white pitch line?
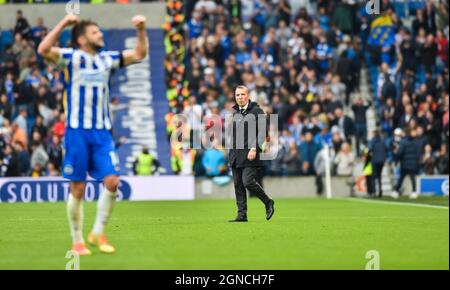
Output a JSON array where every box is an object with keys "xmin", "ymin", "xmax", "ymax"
[{"xmin": 337, "ymin": 198, "xmax": 449, "ymax": 210}]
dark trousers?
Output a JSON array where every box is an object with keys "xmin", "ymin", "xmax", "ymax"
[
  {"xmin": 315, "ymin": 174, "xmax": 324, "ymax": 196},
  {"xmin": 366, "ymin": 175, "xmax": 375, "ymax": 196},
  {"xmin": 395, "ymin": 169, "xmax": 417, "ymax": 194},
  {"xmin": 355, "ymin": 124, "xmax": 367, "ymax": 157},
  {"xmin": 249, "ymin": 167, "xmax": 264, "ymax": 197},
  {"xmin": 372, "ymin": 162, "xmax": 384, "ymax": 196},
  {"xmin": 232, "ymin": 166, "xmax": 271, "ymax": 217}
]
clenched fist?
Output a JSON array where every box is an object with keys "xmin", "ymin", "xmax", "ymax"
[
  {"xmin": 63, "ymin": 14, "xmax": 79, "ymax": 27},
  {"xmin": 132, "ymin": 15, "xmax": 147, "ymax": 30}
]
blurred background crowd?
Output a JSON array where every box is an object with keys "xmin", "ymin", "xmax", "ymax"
[
  {"xmin": 0, "ymin": 0, "xmax": 449, "ymax": 196},
  {"xmin": 164, "ymin": 0, "xmax": 448, "ymax": 196}
]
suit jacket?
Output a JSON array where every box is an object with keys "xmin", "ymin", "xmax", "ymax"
[
  {"xmin": 395, "ymin": 136, "xmax": 421, "ymax": 172},
  {"xmin": 228, "ymin": 102, "xmax": 268, "ymax": 168}
]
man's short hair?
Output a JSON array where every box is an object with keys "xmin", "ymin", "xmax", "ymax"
[
  {"xmin": 234, "ymin": 85, "xmax": 249, "ymax": 95},
  {"xmin": 71, "ymin": 20, "xmax": 99, "ymax": 48}
]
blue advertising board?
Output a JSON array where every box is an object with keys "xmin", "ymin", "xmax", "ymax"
[
  {"xmin": 0, "ymin": 177, "xmax": 194, "ymax": 203},
  {"xmin": 104, "ymin": 29, "xmax": 172, "ymax": 175},
  {"xmin": 418, "ymin": 176, "xmax": 449, "ymax": 196}
]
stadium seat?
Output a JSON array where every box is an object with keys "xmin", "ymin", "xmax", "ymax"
[
  {"xmin": 0, "ymin": 30, "xmax": 14, "ymax": 52},
  {"xmin": 408, "ymin": 0, "xmax": 426, "ymax": 15},
  {"xmin": 393, "ymin": 0, "xmax": 407, "ymax": 18}
]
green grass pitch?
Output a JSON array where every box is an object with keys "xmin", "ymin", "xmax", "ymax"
[{"xmin": 0, "ymin": 198, "xmax": 448, "ymax": 270}]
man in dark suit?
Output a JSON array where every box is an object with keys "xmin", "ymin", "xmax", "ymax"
[
  {"xmin": 333, "ymin": 107, "xmax": 354, "ymax": 143},
  {"xmin": 393, "ymin": 128, "xmax": 421, "ymax": 198},
  {"xmin": 227, "ymin": 85, "xmax": 275, "ymax": 222}
]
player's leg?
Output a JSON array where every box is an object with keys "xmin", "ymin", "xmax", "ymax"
[
  {"xmin": 242, "ymin": 167, "xmax": 271, "ymax": 206},
  {"xmin": 92, "ymin": 174, "xmax": 119, "ymax": 235},
  {"xmin": 68, "ymin": 182, "xmax": 91, "ymax": 256},
  {"xmin": 374, "ymin": 163, "xmax": 384, "ymax": 197},
  {"xmin": 231, "ymin": 167, "xmax": 248, "ymax": 221},
  {"xmin": 87, "ymin": 130, "xmax": 120, "ymax": 253},
  {"xmin": 393, "ymin": 169, "xmax": 406, "ymax": 198},
  {"xmin": 63, "ymin": 128, "xmax": 90, "ymax": 256},
  {"xmin": 409, "ymin": 171, "xmax": 418, "ymax": 198},
  {"xmin": 242, "ymin": 167, "xmax": 275, "ymax": 220},
  {"xmin": 87, "ymin": 174, "xmax": 118, "ymax": 254}
]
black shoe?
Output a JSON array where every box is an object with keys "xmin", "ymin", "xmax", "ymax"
[
  {"xmin": 265, "ymin": 199, "xmax": 275, "ymax": 221},
  {"xmin": 229, "ymin": 216, "xmax": 248, "ymax": 222}
]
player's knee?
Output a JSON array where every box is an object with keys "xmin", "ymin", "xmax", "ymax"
[
  {"xmin": 104, "ymin": 175, "xmax": 120, "ymax": 192},
  {"xmin": 71, "ymin": 182, "xmax": 86, "ymax": 199}
]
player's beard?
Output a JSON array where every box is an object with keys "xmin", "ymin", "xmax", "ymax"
[
  {"xmin": 88, "ymin": 40, "xmax": 104, "ymax": 51},
  {"xmin": 91, "ymin": 43, "xmax": 104, "ymax": 51}
]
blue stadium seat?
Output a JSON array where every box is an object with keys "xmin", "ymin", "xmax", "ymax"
[
  {"xmin": 408, "ymin": 0, "xmax": 426, "ymax": 15},
  {"xmin": 0, "ymin": 30, "xmax": 14, "ymax": 52},
  {"xmin": 393, "ymin": 1, "xmax": 407, "ymax": 18}
]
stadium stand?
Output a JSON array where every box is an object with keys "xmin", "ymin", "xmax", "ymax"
[
  {"xmin": 0, "ymin": 1, "xmax": 449, "ymax": 197},
  {"xmin": 165, "ymin": 0, "xmax": 448, "ymax": 185}
]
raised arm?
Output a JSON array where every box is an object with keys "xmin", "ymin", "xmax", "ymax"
[
  {"xmin": 122, "ymin": 15, "xmax": 149, "ymax": 66},
  {"xmin": 37, "ymin": 14, "xmax": 78, "ymax": 63}
]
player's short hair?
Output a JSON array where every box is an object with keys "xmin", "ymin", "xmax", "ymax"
[
  {"xmin": 234, "ymin": 85, "xmax": 249, "ymax": 95},
  {"xmin": 71, "ymin": 20, "xmax": 99, "ymax": 48}
]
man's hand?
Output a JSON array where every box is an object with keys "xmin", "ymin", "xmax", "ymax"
[
  {"xmin": 132, "ymin": 15, "xmax": 147, "ymax": 30},
  {"xmin": 62, "ymin": 14, "xmax": 79, "ymax": 28},
  {"xmin": 122, "ymin": 15, "xmax": 148, "ymax": 66},
  {"xmin": 247, "ymin": 149, "xmax": 257, "ymax": 161}
]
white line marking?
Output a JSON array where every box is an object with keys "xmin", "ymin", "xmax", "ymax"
[{"xmin": 337, "ymin": 198, "xmax": 449, "ymax": 210}]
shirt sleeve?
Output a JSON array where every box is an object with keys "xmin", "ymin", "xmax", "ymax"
[
  {"xmin": 102, "ymin": 50, "xmax": 124, "ymax": 69},
  {"xmin": 58, "ymin": 48, "xmax": 74, "ymax": 67}
]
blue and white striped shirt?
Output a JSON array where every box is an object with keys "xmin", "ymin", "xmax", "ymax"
[{"xmin": 59, "ymin": 48, "xmax": 123, "ymax": 130}]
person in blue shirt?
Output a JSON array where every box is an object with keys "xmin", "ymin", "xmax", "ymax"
[
  {"xmin": 315, "ymin": 126, "xmax": 333, "ymax": 148},
  {"xmin": 26, "ymin": 67, "xmax": 41, "ymax": 88},
  {"xmin": 216, "ymin": 24, "xmax": 233, "ymax": 61},
  {"xmin": 32, "ymin": 17, "xmax": 47, "ymax": 45},
  {"xmin": 299, "ymin": 131, "xmax": 323, "ymax": 176},
  {"xmin": 252, "ymin": 0, "xmax": 267, "ymax": 28},
  {"xmin": 187, "ymin": 12, "xmax": 203, "ymax": 40},
  {"xmin": 202, "ymin": 141, "xmax": 227, "ymax": 177},
  {"xmin": 4, "ymin": 72, "xmax": 15, "ymax": 105},
  {"xmin": 316, "ymin": 36, "xmax": 333, "ymax": 77},
  {"xmin": 236, "ymin": 41, "xmax": 251, "ymax": 65},
  {"xmin": 319, "ymin": 6, "xmax": 330, "ymax": 32}
]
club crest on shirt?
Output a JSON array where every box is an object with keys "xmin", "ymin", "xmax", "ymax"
[{"xmin": 64, "ymin": 165, "xmax": 74, "ymax": 176}]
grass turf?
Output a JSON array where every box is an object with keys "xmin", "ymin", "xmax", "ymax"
[{"xmin": 0, "ymin": 198, "xmax": 448, "ymax": 270}]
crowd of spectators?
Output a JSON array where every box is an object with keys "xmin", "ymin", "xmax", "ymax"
[
  {"xmin": 165, "ymin": 0, "xmax": 448, "ymax": 187},
  {"xmin": 0, "ymin": 10, "xmax": 65, "ymax": 177},
  {"xmin": 1, "ymin": 1, "xmax": 449, "ymax": 189},
  {"xmin": 0, "ymin": 3, "xmax": 163, "ymax": 178}
]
